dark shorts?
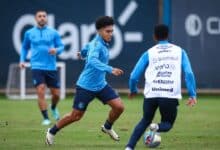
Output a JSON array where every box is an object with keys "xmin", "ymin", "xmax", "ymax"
[
  {"xmin": 31, "ymin": 69, "xmax": 60, "ymax": 88},
  {"xmin": 73, "ymin": 84, "xmax": 119, "ymax": 111}
]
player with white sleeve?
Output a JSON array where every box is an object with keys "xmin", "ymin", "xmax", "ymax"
[{"xmin": 125, "ymin": 24, "xmax": 197, "ymax": 150}]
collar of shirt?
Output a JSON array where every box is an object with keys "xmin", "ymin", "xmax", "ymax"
[
  {"xmin": 95, "ymin": 34, "xmax": 109, "ymax": 47},
  {"xmin": 36, "ymin": 25, "xmax": 48, "ymax": 30},
  {"xmin": 158, "ymin": 40, "xmax": 169, "ymax": 44}
]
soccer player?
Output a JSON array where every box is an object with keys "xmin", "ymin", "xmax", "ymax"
[
  {"xmin": 19, "ymin": 10, "xmax": 64, "ymax": 125},
  {"xmin": 46, "ymin": 16, "xmax": 124, "ymax": 145},
  {"xmin": 125, "ymin": 24, "xmax": 197, "ymax": 150}
]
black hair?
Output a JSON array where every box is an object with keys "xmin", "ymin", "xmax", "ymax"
[
  {"xmin": 35, "ymin": 10, "xmax": 47, "ymax": 15},
  {"xmin": 95, "ymin": 16, "xmax": 114, "ymax": 30},
  {"xmin": 154, "ymin": 24, "xmax": 169, "ymax": 40}
]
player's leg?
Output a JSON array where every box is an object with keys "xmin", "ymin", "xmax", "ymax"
[
  {"xmin": 46, "ymin": 70, "xmax": 60, "ymax": 120},
  {"xmin": 36, "ymin": 83, "xmax": 50, "ymax": 125},
  {"xmin": 50, "ymin": 109, "xmax": 85, "ymax": 135},
  {"xmin": 97, "ymin": 84, "xmax": 124, "ymax": 141},
  {"xmin": 46, "ymin": 109, "xmax": 85, "ymax": 145},
  {"xmin": 126, "ymin": 98, "xmax": 158, "ymax": 150},
  {"xmin": 49, "ymin": 88, "xmax": 60, "ymax": 120},
  {"xmin": 101, "ymin": 98, "xmax": 124, "ymax": 141},
  {"xmin": 46, "ymin": 86, "xmax": 95, "ymax": 145},
  {"xmin": 157, "ymin": 98, "xmax": 179, "ymax": 132},
  {"xmin": 32, "ymin": 69, "xmax": 50, "ymax": 125},
  {"xmin": 52, "ymin": 85, "xmax": 96, "ymax": 129},
  {"xmin": 106, "ymin": 98, "xmax": 124, "ymax": 125}
]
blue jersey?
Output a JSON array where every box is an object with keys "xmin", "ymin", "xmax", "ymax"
[
  {"xmin": 129, "ymin": 41, "xmax": 197, "ymax": 98},
  {"xmin": 76, "ymin": 34, "xmax": 113, "ymax": 91},
  {"xmin": 20, "ymin": 26, "xmax": 64, "ymax": 70}
]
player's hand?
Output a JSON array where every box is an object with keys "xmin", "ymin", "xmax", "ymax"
[
  {"xmin": 128, "ymin": 92, "xmax": 137, "ymax": 99},
  {"xmin": 112, "ymin": 68, "xmax": 124, "ymax": 76},
  {"xmin": 186, "ymin": 97, "xmax": 197, "ymax": 107},
  {"xmin": 19, "ymin": 62, "xmax": 26, "ymax": 69},
  {"xmin": 76, "ymin": 51, "xmax": 85, "ymax": 60},
  {"xmin": 49, "ymin": 48, "xmax": 57, "ymax": 55}
]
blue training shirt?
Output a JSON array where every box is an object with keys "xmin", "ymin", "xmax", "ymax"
[
  {"xmin": 77, "ymin": 34, "xmax": 113, "ymax": 91},
  {"xmin": 129, "ymin": 41, "xmax": 197, "ymax": 98},
  {"xmin": 20, "ymin": 26, "xmax": 64, "ymax": 70}
]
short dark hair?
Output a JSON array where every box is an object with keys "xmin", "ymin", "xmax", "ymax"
[
  {"xmin": 35, "ymin": 10, "xmax": 47, "ymax": 15},
  {"xmin": 95, "ymin": 16, "xmax": 114, "ymax": 30},
  {"xmin": 154, "ymin": 24, "xmax": 169, "ymax": 40}
]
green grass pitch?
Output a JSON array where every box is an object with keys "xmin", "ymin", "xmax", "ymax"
[{"xmin": 0, "ymin": 95, "xmax": 220, "ymax": 150}]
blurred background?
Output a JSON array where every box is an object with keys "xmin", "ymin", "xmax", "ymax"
[{"xmin": 0, "ymin": 0, "xmax": 219, "ymax": 95}]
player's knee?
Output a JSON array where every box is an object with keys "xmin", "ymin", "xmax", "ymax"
[
  {"xmin": 72, "ymin": 116, "xmax": 81, "ymax": 122},
  {"xmin": 70, "ymin": 111, "xmax": 84, "ymax": 122},
  {"xmin": 36, "ymin": 84, "xmax": 46, "ymax": 97},
  {"xmin": 115, "ymin": 104, "xmax": 124, "ymax": 114},
  {"xmin": 37, "ymin": 84, "xmax": 46, "ymax": 91}
]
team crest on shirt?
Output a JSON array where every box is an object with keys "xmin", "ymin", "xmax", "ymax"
[{"xmin": 78, "ymin": 102, "xmax": 85, "ymax": 109}]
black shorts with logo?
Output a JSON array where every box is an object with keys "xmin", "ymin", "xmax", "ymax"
[{"xmin": 73, "ymin": 84, "xmax": 119, "ymax": 111}]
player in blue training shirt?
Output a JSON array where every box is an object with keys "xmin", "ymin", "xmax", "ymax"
[
  {"xmin": 19, "ymin": 10, "xmax": 64, "ymax": 126},
  {"xmin": 46, "ymin": 16, "xmax": 124, "ymax": 145},
  {"xmin": 125, "ymin": 24, "xmax": 197, "ymax": 150}
]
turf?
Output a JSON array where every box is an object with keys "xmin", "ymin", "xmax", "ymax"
[{"xmin": 0, "ymin": 95, "xmax": 220, "ymax": 150}]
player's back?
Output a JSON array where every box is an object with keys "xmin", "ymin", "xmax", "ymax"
[{"xmin": 144, "ymin": 41, "xmax": 182, "ymax": 99}]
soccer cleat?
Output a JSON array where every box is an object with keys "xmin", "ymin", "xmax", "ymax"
[
  {"xmin": 149, "ymin": 123, "xmax": 159, "ymax": 132},
  {"xmin": 51, "ymin": 108, "xmax": 60, "ymax": 121},
  {"xmin": 42, "ymin": 119, "xmax": 51, "ymax": 125},
  {"xmin": 125, "ymin": 147, "xmax": 133, "ymax": 150},
  {"xmin": 45, "ymin": 128, "xmax": 54, "ymax": 145},
  {"xmin": 101, "ymin": 125, "xmax": 120, "ymax": 141}
]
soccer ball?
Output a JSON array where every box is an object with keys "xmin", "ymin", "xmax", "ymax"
[{"xmin": 143, "ymin": 131, "xmax": 161, "ymax": 148}]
